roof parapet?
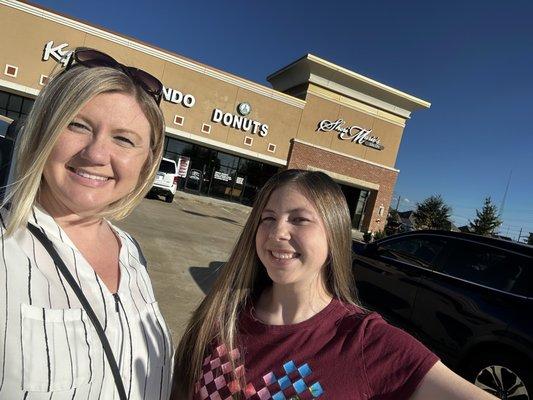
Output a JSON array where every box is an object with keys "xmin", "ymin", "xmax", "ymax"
[{"xmin": 267, "ymin": 54, "xmax": 430, "ymax": 119}]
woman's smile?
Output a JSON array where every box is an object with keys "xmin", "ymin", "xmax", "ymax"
[
  {"xmin": 66, "ymin": 166, "xmax": 113, "ymax": 187},
  {"xmin": 41, "ymin": 92, "xmax": 151, "ymax": 215}
]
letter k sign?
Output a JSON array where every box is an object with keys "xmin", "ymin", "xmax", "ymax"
[{"xmin": 42, "ymin": 41, "xmax": 71, "ymax": 66}]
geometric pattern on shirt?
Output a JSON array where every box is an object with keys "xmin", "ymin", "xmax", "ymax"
[
  {"xmin": 195, "ymin": 344, "xmax": 243, "ymax": 400},
  {"xmin": 195, "ymin": 345, "xmax": 324, "ymax": 400}
]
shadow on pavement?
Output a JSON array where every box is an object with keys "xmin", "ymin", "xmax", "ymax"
[
  {"xmin": 145, "ymin": 193, "xmax": 166, "ymax": 202},
  {"xmin": 180, "ymin": 208, "xmax": 243, "ymax": 226},
  {"xmin": 189, "ymin": 261, "xmax": 225, "ymax": 294}
]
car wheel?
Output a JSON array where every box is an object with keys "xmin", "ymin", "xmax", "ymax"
[
  {"xmin": 466, "ymin": 353, "xmax": 532, "ymax": 399},
  {"xmin": 165, "ymin": 194, "xmax": 174, "ymax": 203}
]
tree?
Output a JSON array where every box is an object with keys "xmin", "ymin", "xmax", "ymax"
[
  {"xmin": 528, "ymin": 233, "xmax": 533, "ymax": 246},
  {"xmin": 384, "ymin": 209, "xmax": 401, "ymax": 235},
  {"xmin": 469, "ymin": 197, "xmax": 502, "ymax": 235},
  {"xmin": 413, "ymin": 195, "xmax": 452, "ymax": 230}
]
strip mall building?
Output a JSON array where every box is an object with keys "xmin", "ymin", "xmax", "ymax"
[{"xmin": 0, "ymin": 0, "xmax": 430, "ymax": 233}]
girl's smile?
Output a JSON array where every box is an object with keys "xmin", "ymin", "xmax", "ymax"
[{"xmin": 256, "ymin": 184, "xmax": 329, "ymax": 288}]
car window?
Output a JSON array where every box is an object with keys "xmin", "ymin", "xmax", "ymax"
[
  {"xmin": 159, "ymin": 159, "xmax": 176, "ymax": 174},
  {"xmin": 377, "ymin": 236, "xmax": 446, "ymax": 269},
  {"xmin": 434, "ymin": 239, "xmax": 529, "ymax": 294},
  {"xmin": 509, "ymin": 254, "xmax": 532, "ymax": 297}
]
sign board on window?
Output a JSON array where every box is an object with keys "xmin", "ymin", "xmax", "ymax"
[
  {"xmin": 214, "ymin": 171, "xmax": 232, "ymax": 182},
  {"xmin": 177, "ymin": 155, "xmax": 190, "ymax": 178}
]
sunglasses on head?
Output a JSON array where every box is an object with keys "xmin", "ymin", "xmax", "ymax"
[{"xmin": 65, "ymin": 47, "xmax": 163, "ymax": 105}]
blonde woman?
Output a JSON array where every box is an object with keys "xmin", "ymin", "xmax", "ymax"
[
  {"xmin": 172, "ymin": 169, "xmax": 496, "ymax": 399},
  {"xmin": 0, "ymin": 48, "xmax": 172, "ymax": 399}
]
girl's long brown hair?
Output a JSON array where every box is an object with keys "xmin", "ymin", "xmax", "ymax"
[{"xmin": 171, "ymin": 169, "xmax": 360, "ymax": 399}]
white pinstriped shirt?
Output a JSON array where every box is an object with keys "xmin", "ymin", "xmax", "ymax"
[{"xmin": 0, "ymin": 206, "xmax": 173, "ymax": 400}]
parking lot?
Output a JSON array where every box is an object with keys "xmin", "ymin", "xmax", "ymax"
[{"xmin": 115, "ymin": 192, "xmax": 250, "ymax": 343}]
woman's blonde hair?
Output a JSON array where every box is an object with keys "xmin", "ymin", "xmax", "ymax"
[
  {"xmin": 2, "ymin": 64, "xmax": 165, "ymax": 235},
  {"xmin": 172, "ymin": 169, "xmax": 359, "ymax": 399}
]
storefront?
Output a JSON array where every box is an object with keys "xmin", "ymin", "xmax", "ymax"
[
  {"xmin": 163, "ymin": 136, "xmax": 279, "ymax": 205},
  {"xmin": 0, "ymin": 0, "xmax": 430, "ymax": 233}
]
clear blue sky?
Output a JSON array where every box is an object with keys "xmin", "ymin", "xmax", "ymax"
[{"xmin": 30, "ymin": 0, "xmax": 533, "ymax": 241}]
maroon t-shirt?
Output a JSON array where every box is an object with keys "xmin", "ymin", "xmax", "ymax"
[{"xmin": 194, "ymin": 299, "xmax": 438, "ymax": 400}]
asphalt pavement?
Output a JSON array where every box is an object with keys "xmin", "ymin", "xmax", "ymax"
[{"xmin": 115, "ymin": 191, "xmax": 250, "ymax": 343}]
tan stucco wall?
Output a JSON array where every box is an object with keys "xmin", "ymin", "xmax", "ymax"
[
  {"xmin": 0, "ymin": 1, "xmax": 404, "ymax": 171},
  {"xmin": 0, "ymin": 3, "xmax": 303, "ymax": 164},
  {"xmin": 296, "ymin": 92, "xmax": 405, "ymax": 168}
]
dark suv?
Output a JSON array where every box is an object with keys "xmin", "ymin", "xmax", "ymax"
[{"xmin": 352, "ymin": 230, "xmax": 533, "ymax": 399}]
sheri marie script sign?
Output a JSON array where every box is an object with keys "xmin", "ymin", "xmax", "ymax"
[{"xmin": 316, "ymin": 119, "xmax": 384, "ymax": 150}]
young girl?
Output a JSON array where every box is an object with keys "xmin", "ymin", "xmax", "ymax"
[{"xmin": 172, "ymin": 169, "xmax": 496, "ymax": 400}]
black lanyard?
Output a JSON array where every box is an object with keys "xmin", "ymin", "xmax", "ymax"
[{"xmin": 27, "ymin": 223, "xmax": 128, "ymax": 400}]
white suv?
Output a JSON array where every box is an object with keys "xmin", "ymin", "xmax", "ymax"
[{"xmin": 150, "ymin": 157, "xmax": 178, "ymax": 203}]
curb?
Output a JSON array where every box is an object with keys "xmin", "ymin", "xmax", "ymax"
[{"xmin": 174, "ymin": 190, "xmax": 251, "ymax": 213}]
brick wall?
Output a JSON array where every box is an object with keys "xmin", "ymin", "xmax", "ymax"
[{"xmin": 286, "ymin": 140, "xmax": 398, "ymax": 233}]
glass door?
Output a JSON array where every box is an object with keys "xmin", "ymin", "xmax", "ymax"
[{"xmin": 352, "ymin": 190, "xmax": 369, "ymax": 230}]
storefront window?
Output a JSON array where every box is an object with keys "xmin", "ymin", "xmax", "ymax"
[
  {"xmin": 340, "ymin": 183, "xmax": 370, "ymax": 231},
  {"xmin": 352, "ymin": 189, "xmax": 369, "ymax": 230},
  {"xmin": 0, "ymin": 90, "xmax": 34, "ymax": 120},
  {"xmin": 239, "ymin": 161, "xmax": 278, "ymax": 205},
  {"xmin": 163, "ymin": 135, "xmax": 279, "ymax": 205},
  {"xmin": 165, "ymin": 137, "xmax": 193, "ymax": 156},
  {"xmin": 217, "ymin": 152, "xmax": 239, "ymax": 169}
]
